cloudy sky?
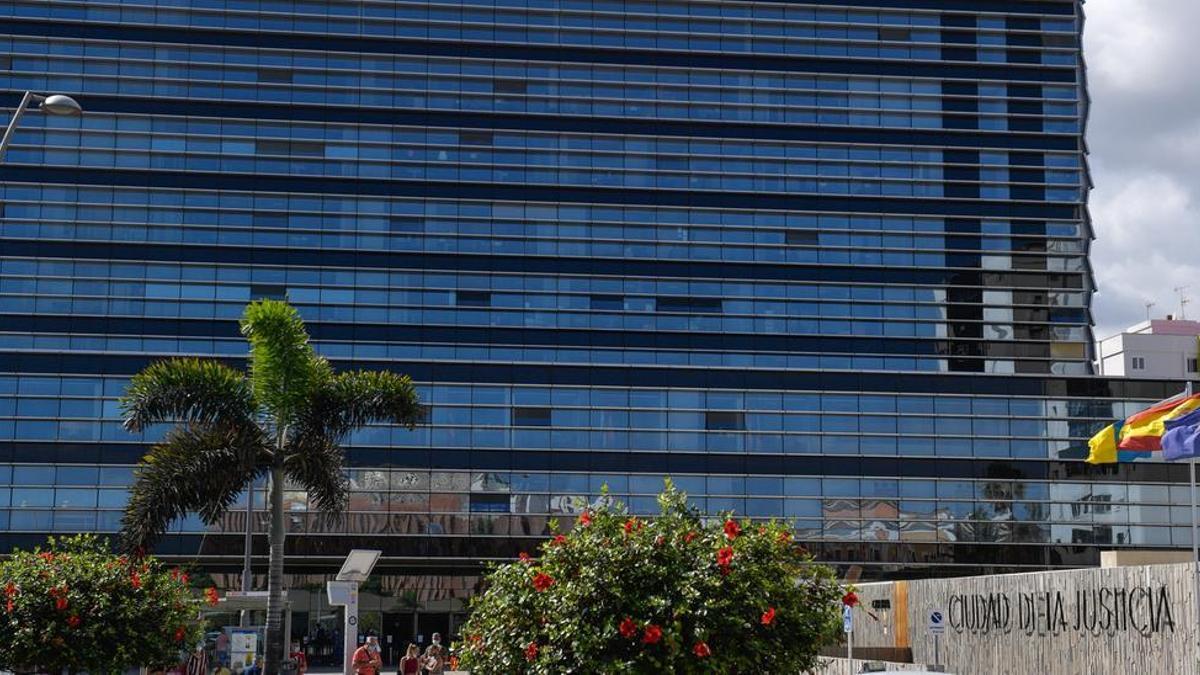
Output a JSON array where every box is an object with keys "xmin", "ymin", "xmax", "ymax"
[{"xmin": 1085, "ymin": 1, "xmax": 1200, "ymax": 338}]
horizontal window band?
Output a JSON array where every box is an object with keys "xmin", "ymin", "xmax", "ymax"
[
  {"xmin": 0, "ymin": 441, "xmax": 1188, "ymax": 485},
  {"xmin": 0, "ymin": 441, "xmax": 1056, "ymax": 481},
  {"xmin": 7, "ymin": 92, "xmax": 1085, "ymax": 152},
  {"xmin": 0, "ymin": 167, "xmax": 1082, "ymax": 219},
  {"xmin": 0, "ymin": 351, "xmax": 1184, "ymax": 401},
  {"xmin": 0, "ymin": 314, "xmax": 1066, "ymax": 357},
  {"xmin": 1, "ymin": 19, "xmax": 1077, "ymax": 83},
  {"xmin": 4, "ymin": 94, "xmax": 1083, "ymax": 153},
  {"xmin": 0, "ymin": 535, "xmax": 1122, "ymax": 571},
  {"xmin": 0, "ymin": 238, "xmax": 1088, "ymax": 287}
]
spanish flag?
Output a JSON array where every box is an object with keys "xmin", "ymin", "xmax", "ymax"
[
  {"xmin": 1086, "ymin": 421, "xmax": 1121, "ymax": 464},
  {"xmin": 1118, "ymin": 393, "xmax": 1200, "ymax": 452}
]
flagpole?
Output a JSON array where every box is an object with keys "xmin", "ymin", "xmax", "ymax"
[{"xmin": 1187, "ymin": 379, "xmax": 1199, "ymax": 672}]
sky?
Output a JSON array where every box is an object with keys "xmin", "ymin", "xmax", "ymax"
[{"xmin": 1085, "ymin": 0, "xmax": 1200, "ymax": 339}]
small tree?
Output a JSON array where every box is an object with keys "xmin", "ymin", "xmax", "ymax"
[
  {"xmin": 119, "ymin": 299, "xmax": 424, "ymax": 675},
  {"xmin": 0, "ymin": 535, "xmax": 206, "ymax": 674},
  {"xmin": 458, "ymin": 483, "xmax": 842, "ymax": 674}
]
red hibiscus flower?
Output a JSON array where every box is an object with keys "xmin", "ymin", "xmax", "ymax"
[
  {"xmin": 38, "ymin": 552, "xmax": 54, "ymax": 563},
  {"xmin": 524, "ymin": 641, "xmax": 538, "ymax": 662},
  {"xmin": 131, "ymin": 571, "xmax": 142, "ymax": 590},
  {"xmin": 693, "ymin": 641, "xmax": 711, "ymax": 658},
  {"xmin": 619, "ymin": 617, "xmax": 638, "ymax": 639},
  {"xmin": 716, "ymin": 546, "xmax": 734, "ymax": 568},
  {"xmin": 4, "ymin": 582, "xmax": 15, "ymax": 597},
  {"xmin": 205, "ymin": 587, "xmax": 220, "ymax": 606},
  {"xmin": 532, "ymin": 571, "xmax": 554, "ymax": 592},
  {"xmin": 50, "ymin": 586, "xmax": 68, "ymax": 611},
  {"xmin": 723, "ymin": 519, "xmax": 741, "ymax": 540},
  {"xmin": 684, "ymin": 531, "xmax": 697, "ymax": 543},
  {"xmin": 518, "ymin": 552, "xmax": 532, "ymax": 564},
  {"xmin": 654, "ymin": 535, "xmax": 665, "ymax": 547},
  {"xmin": 578, "ymin": 511, "xmax": 592, "ymax": 527},
  {"xmin": 4, "ymin": 599, "xmax": 11, "ymax": 613},
  {"xmin": 778, "ymin": 530, "xmax": 792, "ymax": 544},
  {"xmin": 174, "ymin": 626, "xmax": 186, "ymax": 642},
  {"xmin": 180, "ymin": 572, "xmax": 189, "ymax": 585},
  {"xmin": 842, "ymin": 591, "xmax": 859, "ymax": 607},
  {"xmin": 67, "ymin": 614, "xmax": 81, "ymax": 628},
  {"xmin": 761, "ymin": 607, "xmax": 776, "ymax": 626},
  {"xmin": 642, "ymin": 624, "xmax": 662, "ymax": 644},
  {"xmin": 623, "ymin": 518, "xmax": 638, "ymax": 534},
  {"xmin": 552, "ymin": 534, "xmax": 567, "ymax": 546}
]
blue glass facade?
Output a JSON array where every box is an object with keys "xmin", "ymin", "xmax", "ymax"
[{"xmin": 3, "ymin": 0, "xmax": 1185, "ymax": 631}]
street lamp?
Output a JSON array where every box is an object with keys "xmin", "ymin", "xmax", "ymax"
[
  {"xmin": 0, "ymin": 91, "xmax": 82, "ymax": 162},
  {"xmin": 327, "ymin": 550, "xmax": 382, "ymax": 675}
]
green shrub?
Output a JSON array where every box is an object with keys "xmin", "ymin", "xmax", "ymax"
[
  {"xmin": 458, "ymin": 482, "xmax": 842, "ymax": 674},
  {"xmin": 0, "ymin": 535, "xmax": 206, "ymax": 674}
]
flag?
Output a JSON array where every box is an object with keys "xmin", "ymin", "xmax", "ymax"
[
  {"xmin": 1086, "ymin": 421, "xmax": 1121, "ymax": 464},
  {"xmin": 1163, "ymin": 408, "xmax": 1200, "ymax": 461},
  {"xmin": 1117, "ymin": 393, "xmax": 1200, "ymax": 452}
]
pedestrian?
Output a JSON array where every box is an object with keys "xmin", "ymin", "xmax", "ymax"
[
  {"xmin": 353, "ymin": 635, "xmax": 383, "ymax": 675},
  {"xmin": 290, "ymin": 641, "xmax": 308, "ymax": 675},
  {"xmin": 184, "ymin": 645, "xmax": 208, "ymax": 675},
  {"xmin": 397, "ymin": 644, "xmax": 422, "ymax": 675},
  {"xmin": 420, "ymin": 633, "xmax": 445, "ymax": 675}
]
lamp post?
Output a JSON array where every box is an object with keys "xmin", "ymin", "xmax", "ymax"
[
  {"xmin": 0, "ymin": 91, "xmax": 82, "ymax": 163},
  {"xmin": 327, "ymin": 550, "xmax": 382, "ymax": 675}
]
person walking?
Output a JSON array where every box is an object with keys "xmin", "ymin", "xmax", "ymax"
[
  {"xmin": 353, "ymin": 635, "xmax": 383, "ymax": 675},
  {"xmin": 420, "ymin": 633, "xmax": 445, "ymax": 675},
  {"xmin": 289, "ymin": 641, "xmax": 308, "ymax": 675},
  {"xmin": 184, "ymin": 645, "xmax": 208, "ymax": 675},
  {"xmin": 397, "ymin": 644, "xmax": 422, "ymax": 675}
]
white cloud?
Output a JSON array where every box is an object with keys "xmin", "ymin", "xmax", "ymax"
[
  {"xmin": 1085, "ymin": 0, "xmax": 1184, "ymax": 94},
  {"xmin": 1085, "ymin": 0, "xmax": 1200, "ymax": 340}
]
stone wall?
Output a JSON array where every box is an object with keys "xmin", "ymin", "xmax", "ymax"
[{"xmin": 848, "ymin": 563, "xmax": 1198, "ymax": 675}]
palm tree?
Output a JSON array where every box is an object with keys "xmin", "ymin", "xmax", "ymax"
[{"xmin": 119, "ymin": 300, "xmax": 423, "ymax": 675}]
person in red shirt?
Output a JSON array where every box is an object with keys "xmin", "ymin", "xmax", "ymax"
[
  {"xmin": 289, "ymin": 642, "xmax": 307, "ymax": 675},
  {"xmin": 398, "ymin": 644, "xmax": 421, "ymax": 675},
  {"xmin": 352, "ymin": 635, "xmax": 382, "ymax": 675}
]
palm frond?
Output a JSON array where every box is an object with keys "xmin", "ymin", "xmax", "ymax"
[
  {"xmin": 295, "ymin": 370, "xmax": 424, "ymax": 443},
  {"xmin": 120, "ymin": 358, "xmax": 255, "ymax": 432},
  {"xmin": 283, "ymin": 438, "xmax": 349, "ymax": 518},
  {"xmin": 240, "ymin": 300, "xmax": 332, "ymax": 426},
  {"xmin": 120, "ymin": 423, "xmax": 269, "ymax": 551}
]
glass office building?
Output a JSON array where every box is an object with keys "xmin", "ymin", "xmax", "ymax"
[{"xmin": 0, "ymin": 0, "xmax": 1188, "ymax": 645}]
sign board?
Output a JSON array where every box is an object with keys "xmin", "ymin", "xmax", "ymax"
[
  {"xmin": 229, "ymin": 628, "xmax": 258, "ymax": 668},
  {"xmin": 842, "ymin": 605, "xmax": 853, "ymax": 634},
  {"xmin": 929, "ymin": 610, "xmax": 946, "ymax": 635},
  {"xmin": 326, "ymin": 580, "xmax": 361, "ymax": 675},
  {"xmin": 231, "ymin": 630, "xmax": 257, "ymax": 653}
]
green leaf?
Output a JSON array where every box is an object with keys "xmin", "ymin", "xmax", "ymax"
[
  {"xmin": 122, "ymin": 423, "xmax": 268, "ymax": 551},
  {"xmin": 240, "ymin": 299, "xmax": 331, "ymax": 428},
  {"xmin": 120, "ymin": 358, "xmax": 254, "ymax": 432}
]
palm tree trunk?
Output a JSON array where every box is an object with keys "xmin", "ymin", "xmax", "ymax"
[{"xmin": 264, "ymin": 441, "xmax": 287, "ymax": 675}]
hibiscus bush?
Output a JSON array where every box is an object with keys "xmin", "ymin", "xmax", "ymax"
[
  {"xmin": 0, "ymin": 535, "xmax": 209, "ymax": 674},
  {"xmin": 458, "ymin": 481, "xmax": 842, "ymax": 673}
]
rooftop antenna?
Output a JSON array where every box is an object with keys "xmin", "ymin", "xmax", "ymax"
[
  {"xmin": 1145, "ymin": 301, "xmax": 1156, "ymax": 321},
  {"xmin": 1176, "ymin": 286, "xmax": 1191, "ymax": 320}
]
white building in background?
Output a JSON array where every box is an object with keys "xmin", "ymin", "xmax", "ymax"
[{"xmin": 1096, "ymin": 318, "xmax": 1200, "ymax": 378}]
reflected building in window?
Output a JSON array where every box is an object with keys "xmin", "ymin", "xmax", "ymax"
[{"xmin": 0, "ymin": 0, "xmax": 1187, "ymax": 645}]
